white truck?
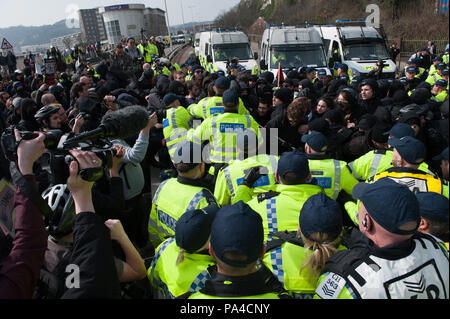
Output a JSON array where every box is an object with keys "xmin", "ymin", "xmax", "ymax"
[
  {"xmin": 260, "ymin": 25, "xmax": 329, "ymax": 76},
  {"xmin": 315, "ymin": 21, "xmax": 396, "ymax": 79},
  {"xmin": 198, "ymin": 30, "xmax": 258, "ymax": 73}
]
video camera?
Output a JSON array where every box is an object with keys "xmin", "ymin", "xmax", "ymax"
[{"xmin": 1, "ymin": 127, "xmax": 115, "ymax": 185}]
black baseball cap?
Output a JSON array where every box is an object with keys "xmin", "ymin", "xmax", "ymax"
[
  {"xmin": 210, "ymin": 201, "xmax": 264, "ymax": 268},
  {"xmin": 301, "ymin": 131, "xmax": 328, "ymax": 153},
  {"xmin": 416, "ymin": 192, "xmax": 449, "ymax": 222},
  {"xmin": 277, "ymin": 150, "xmax": 310, "ymax": 182},
  {"xmin": 389, "ymin": 136, "xmax": 426, "ymax": 164},
  {"xmin": 352, "ymin": 178, "xmax": 421, "ymax": 235}
]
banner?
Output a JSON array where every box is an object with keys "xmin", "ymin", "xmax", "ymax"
[{"xmin": 0, "ymin": 178, "xmax": 16, "ymax": 237}]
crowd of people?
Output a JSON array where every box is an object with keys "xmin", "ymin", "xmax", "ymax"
[{"xmin": 0, "ymin": 36, "xmax": 448, "ymax": 300}]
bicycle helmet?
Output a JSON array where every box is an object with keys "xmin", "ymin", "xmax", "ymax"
[
  {"xmin": 42, "ymin": 184, "xmax": 75, "ymax": 239},
  {"xmin": 34, "ymin": 105, "xmax": 60, "ymax": 124}
]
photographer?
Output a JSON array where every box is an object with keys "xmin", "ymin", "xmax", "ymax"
[
  {"xmin": 0, "ymin": 129, "xmax": 48, "ymax": 298},
  {"xmin": 60, "ymin": 149, "xmax": 121, "ymax": 298},
  {"xmin": 367, "ymin": 59, "xmax": 387, "ymax": 81}
]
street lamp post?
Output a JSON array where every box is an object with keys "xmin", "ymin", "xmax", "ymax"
[{"xmin": 164, "ymin": 0, "xmax": 172, "ymax": 51}]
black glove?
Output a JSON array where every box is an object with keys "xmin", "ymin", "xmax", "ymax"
[{"xmin": 240, "ymin": 166, "xmax": 266, "ymax": 188}]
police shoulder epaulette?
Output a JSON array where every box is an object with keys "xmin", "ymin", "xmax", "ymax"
[
  {"xmin": 374, "ymin": 149, "xmax": 387, "ymax": 155},
  {"xmin": 257, "ymin": 191, "xmax": 280, "ymax": 202}
]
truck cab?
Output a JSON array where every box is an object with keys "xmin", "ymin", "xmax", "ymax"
[
  {"xmin": 315, "ymin": 21, "xmax": 396, "ymax": 79},
  {"xmin": 198, "ymin": 30, "xmax": 258, "ymax": 74},
  {"xmin": 260, "ymin": 25, "xmax": 329, "ymax": 77}
]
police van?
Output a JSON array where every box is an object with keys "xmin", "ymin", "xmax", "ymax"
[
  {"xmin": 198, "ymin": 29, "xmax": 258, "ymax": 74},
  {"xmin": 260, "ymin": 24, "xmax": 329, "ymax": 76},
  {"xmin": 315, "ymin": 20, "xmax": 397, "ymax": 79},
  {"xmin": 194, "ymin": 33, "xmax": 201, "ymax": 56}
]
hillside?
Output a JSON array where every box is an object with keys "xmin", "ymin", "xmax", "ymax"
[
  {"xmin": 0, "ymin": 19, "xmax": 81, "ymax": 52},
  {"xmin": 215, "ymin": 0, "xmax": 449, "ymax": 41}
]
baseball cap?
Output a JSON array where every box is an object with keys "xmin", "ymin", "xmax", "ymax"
[
  {"xmin": 215, "ymin": 76, "xmax": 231, "ymax": 90},
  {"xmin": 384, "ymin": 123, "xmax": 416, "ymax": 139},
  {"xmin": 338, "ymin": 63, "xmax": 348, "ymax": 72},
  {"xmin": 442, "ymin": 69, "xmax": 449, "ymax": 76},
  {"xmin": 352, "ymin": 178, "xmax": 421, "ymax": 235},
  {"xmin": 277, "ymin": 150, "xmax": 310, "ymax": 183},
  {"xmin": 305, "ymin": 67, "xmax": 316, "ymax": 74},
  {"xmin": 173, "ymin": 141, "xmax": 203, "ymax": 172},
  {"xmin": 433, "ymin": 56, "xmax": 443, "ymax": 62},
  {"xmin": 415, "ymin": 192, "xmax": 449, "ymax": 222},
  {"xmin": 433, "ymin": 147, "xmax": 449, "ymax": 161},
  {"xmin": 388, "ymin": 136, "xmax": 426, "ymax": 164},
  {"xmin": 317, "ymin": 69, "xmax": 327, "ymax": 78},
  {"xmin": 301, "ymin": 131, "xmax": 328, "ymax": 153},
  {"xmin": 339, "ymin": 75, "xmax": 350, "ymax": 83},
  {"xmin": 210, "ymin": 201, "xmax": 264, "ymax": 268},
  {"xmin": 222, "ymin": 89, "xmax": 239, "ymax": 107},
  {"xmin": 436, "ymin": 63, "xmax": 446, "ymax": 70},
  {"xmin": 399, "ymin": 77, "xmax": 409, "ymax": 86},
  {"xmin": 299, "ymin": 193, "xmax": 343, "ymax": 241},
  {"xmin": 435, "ymin": 79, "xmax": 448, "ymax": 87},
  {"xmin": 192, "ymin": 65, "xmax": 203, "ymax": 72},
  {"xmin": 406, "ymin": 66, "xmax": 417, "ymax": 74},
  {"xmin": 175, "ymin": 205, "xmax": 220, "ymax": 253},
  {"xmin": 163, "ymin": 93, "xmax": 182, "ymax": 106}
]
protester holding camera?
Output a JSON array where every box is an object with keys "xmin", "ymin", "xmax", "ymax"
[{"xmin": 0, "ymin": 129, "xmax": 48, "ymax": 298}]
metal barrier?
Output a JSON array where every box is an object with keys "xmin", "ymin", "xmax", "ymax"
[{"xmin": 389, "ymin": 39, "xmax": 449, "ymax": 57}]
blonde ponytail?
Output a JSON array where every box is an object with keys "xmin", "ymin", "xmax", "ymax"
[
  {"xmin": 300, "ymin": 232, "xmax": 341, "ymax": 275},
  {"xmin": 176, "ymin": 248, "xmax": 185, "ymax": 266}
]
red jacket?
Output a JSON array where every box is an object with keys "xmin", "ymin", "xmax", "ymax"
[{"xmin": 0, "ymin": 175, "xmax": 48, "ymax": 299}]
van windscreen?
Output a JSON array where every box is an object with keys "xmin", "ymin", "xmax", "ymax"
[
  {"xmin": 343, "ymin": 42, "xmax": 389, "ymax": 61},
  {"xmin": 213, "ymin": 44, "xmax": 253, "ymax": 61},
  {"xmin": 270, "ymin": 45, "xmax": 327, "ymax": 69}
]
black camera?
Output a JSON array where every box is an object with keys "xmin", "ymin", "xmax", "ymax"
[{"xmin": 1, "ymin": 126, "xmax": 115, "ymax": 185}]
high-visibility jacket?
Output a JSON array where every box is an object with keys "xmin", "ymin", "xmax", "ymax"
[
  {"xmin": 263, "ymin": 231, "xmax": 347, "ymax": 299},
  {"xmin": 431, "ymin": 90, "xmax": 448, "ymax": 103},
  {"xmin": 214, "ymin": 154, "xmax": 279, "ymax": 206},
  {"xmin": 344, "ymin": 167, "xmax": 449, "ymax": 225},
  {"xmin": 348, "ymin": 149, "xmax": 433, "ymax": 181},
  {"xmin": 428, "ymin": 64, "xmax": 438, "ymax": 76},
  {"xmin": 245, "ymin": 184, "xmax": 324, "ymax": 242},
  {"xmin": 149, "ymin": 177, "xmax": 217, "ymax": 248},
  {"xmin": 191, "ymin": 112, "xmax": 262, "ymax": 164},
  {"xmin": 307, "ymin": 154, "xmax": 358, "ymax": 200},
  {"xmin": 442, "ymin": 53, "xmax": 449, "ymax": 65},
  {"xmin": 426, "ymin": 73, "xmax": 443, "ymax": 86},
  {"xmin": 148, "ymin": 237, "xmax": 215, "ymax": 299},
  {"xmin": 187, "ymin": 96, "xmax": 249, "ymax": 120},
  {"xmin": 162, "ymin": 106, "xmax": 192, "ymax": 160},
  {"xmin": 314, "ymin": 231, "xmax": 449, "ymax": 299}
]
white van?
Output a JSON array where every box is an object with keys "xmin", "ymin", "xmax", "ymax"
[
  {"xmin": 315, "ymin": 21, "xmax": 396, "ymax": 78},
  {"xmin": 260, "ymin": 25, "xmax": 329, "ymax": 76},
  {"xmin": 198, "ymin": 30, "xmax": 258, "ymax": 74}
]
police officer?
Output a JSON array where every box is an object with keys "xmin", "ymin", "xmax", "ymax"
[
  {"xmin": 315, "ymin": 178, "xmax": 449, "ymax": 299},
  {"xmin": 302, "ymin": 131, "xmax": 358, "ymax": 200},
  {"xmin": 187, "ymin": 76, "xmax": 248, "ymax": 120},
  {"xmin": 263, "ymin": 193, "xmax": 347, "ymax": 299},
  {"xmin": 185, "ymin": 201, "xmax": 290, "ymax": 299},
  {"xmin": 349, "ymin": 123, "xmax": 432, "ymax": 181},
  {"xmin": 214, "ymin": 130, "xmax": 279, "ymax": 206},
  {"xmin": 191, "ymin": 88, "xmax": 262, "ymax": 168},
  {"xmin": 426, "ymin": 63, "xmax": 447, "ymax": 86},
  {"xmin": 238, "ymin": 150, "xmax": 324, "ymax": 242},
  {"xmin": 430, "ymin": 79, "xmax": 448, "ymax": 103},
  {"xmin": 416, "ymin": 192, "xmax": 449, "ymax": 250},
  {"xmin": 148, "ymin": 141, "xmax": 218, "ymax": 248},
  {"xmin": 370, "ymin": 136, "xmax": 449, "ymax": 198},
  {"xmin": 148, "ymin": 205, "xmax": 218, "ymax": 299},
  {"xmin": 404, "ymin": 66, "xmax": 423, "ymax": 94},
  {"xmin": 161, "ymin": 93, "xmax": 192, "ymax": 161}
]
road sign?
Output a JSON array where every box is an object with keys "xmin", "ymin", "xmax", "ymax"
[{"xmin": 1, "ymin": 38, "xmax": 13, "ymax": 50}]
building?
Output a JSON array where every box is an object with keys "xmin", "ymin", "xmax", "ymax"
[
  {"xmin": 78, "ymin": 8, "xmax": 107, "ymax": 45},
  {"xmin": 144, "ymin": 8, "xmax": 167, "ymax": 37},
  {"xmin": 98, "ymin": 4, "xmax": 167, "ymax": 45}
]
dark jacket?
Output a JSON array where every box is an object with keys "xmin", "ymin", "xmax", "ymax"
[
  {"xmin": 0, "ymin": 175, "xmax": 48, "ymax": 299},
  {"xmin": 61, "ymin": 212, "xmax": 121, "ymax": 299}
]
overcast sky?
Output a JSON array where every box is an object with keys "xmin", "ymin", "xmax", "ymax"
[{"xmin": 0, "ymin": 0, "xmax": 241, "ymax": 28}]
